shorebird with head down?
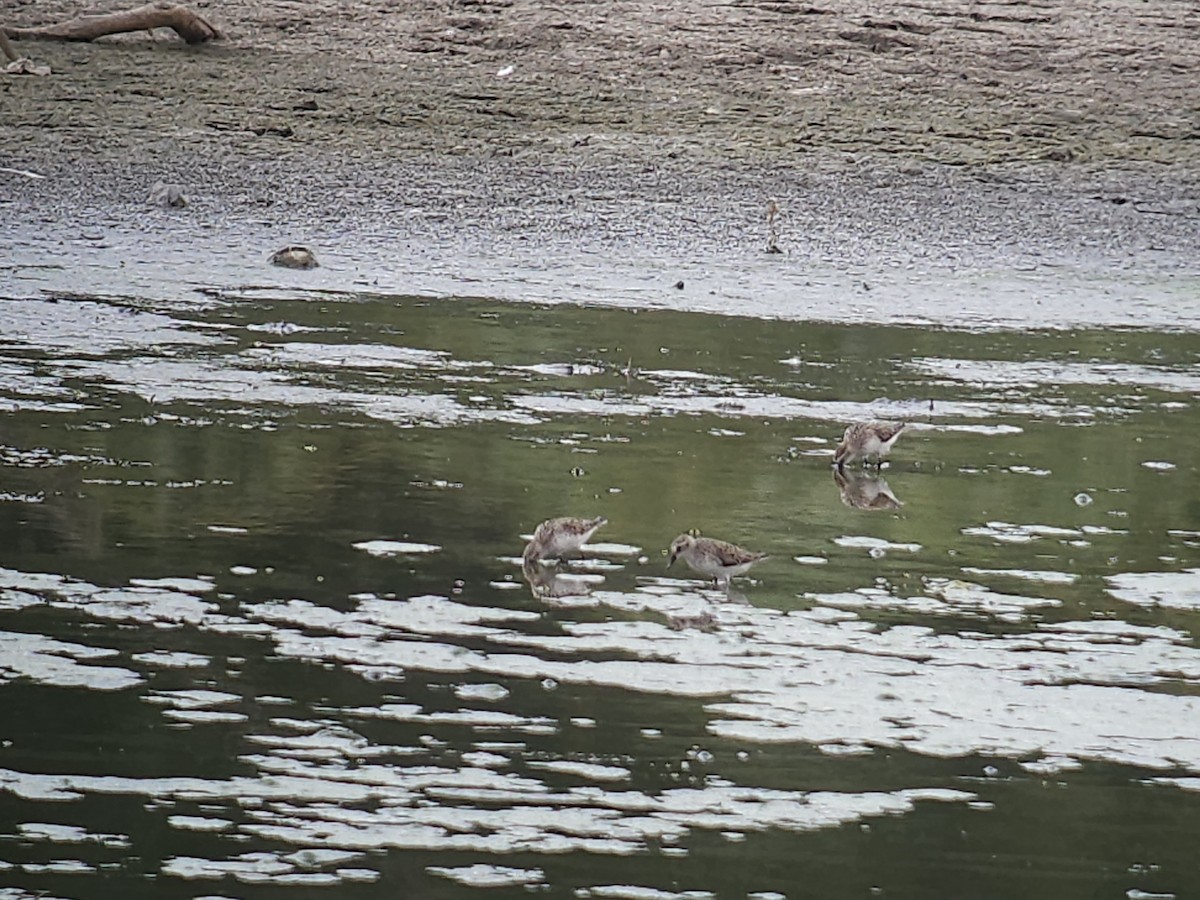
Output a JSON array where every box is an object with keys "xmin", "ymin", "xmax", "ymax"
[
  {"xmin": 522, "ymin": 516, "xmax": 608, "ymax": 566},
  {"xmin": 833, "ymin": 421, "xmax": 907, "ymax": 470},
  {"xmin": 667, "ymin": 533, "xmax": 768, "ymax": 588}
]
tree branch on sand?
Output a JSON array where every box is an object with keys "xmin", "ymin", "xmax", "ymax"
[
  {"xmin": 0, "ymin": 28, "xmax": 18, "ymax": 62},
  {"xmin": 2, "ymin": 3, "xmax": 223, "ymax": 46}
]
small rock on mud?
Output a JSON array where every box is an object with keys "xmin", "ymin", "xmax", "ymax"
[
  {"xmin": 148, "ymin": 182, "xmax": 187, "ymax": 208},
  {"xmin": 271, "ymin": 246, "xmax": 319, "ymax": 269}
]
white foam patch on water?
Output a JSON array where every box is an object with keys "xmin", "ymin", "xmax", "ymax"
[
  {"xmin": 427, "ymin": 864, "xmax": 545, "ymax": 887},
  {"xmin": 162, "ymin": 851, "xmax": 376, "ymax": 884},
  {"xmin": 935, "ymin": 423, "xmax": 1025, "ymax": 435},
  {"xmin": 0, "ymin": 447, "xmax": 130, "ymax": 470},
  {"xmin": 813, "ymin": 579, "xmax": 1060, "ymax": 621},
  {"xmin": 128, "ymin": 577, "xmax": 215, "ymax": 594},
  {"xmin": 962, "ymin": 521, "xmax": 1082, "ymax": 544},
  {"xmin": 0, "ymin": 886, "xmax": 69, "ymax": 898},
  {"xmin": 167, "ymin": 815, "xmax": 233, "ymax": 832},
  {"xmin": 0, "ymin": 298, "xmax": 218, "ymax": 355},
  {"xmin": 0, "ymin": 492, "xmax": 44, "ymax": 504},
  {"xmin": 453, "ymin": 683, "xmax": 511, "ymax": 702},
  {"xmin": 347, "ymin": 703, "xmax": 557, "ymax": 734},
  {"xmin": 20, "ymin": 860, "xmax": 94, "ymax": 874},
  {"xmin": 0, "ymin": 572, "xmax": 219, "ymax": 631},
  {"xmin": 250, "ymin": 595, "xmax": 541, "ymax": 643},
  {"xmin": 162, "ymin": 710, "xmax": 248, "ymax": 725},
  {"xmin": 171, "ymin": 768, "xmax": 967, "ymax": 857},
  {"xmin": 245, "ymin": 722, "xmax": 422, "ymax": 761},
  {"xmin": 245, "ymin": 321, "xmax": 327, "ymax": 335},
  {"xmin": 563, "ymin": 559, "xmax": 625, "ymax": 573},
  {"xmin": 131, "ymin": 651, "xmax": 211, "ymax": 668},
  {"xmin": 145, "ymin": 689, "xmax": 240, "ymax": 711},
  {"xmin": 0, "ymin": 361, "xmax": 77, "ymax": 402},
  {"xmin": 833, "ymin": 536, "xmax": 922, "ymax": 553},
  {"xmin": 233, "ymin": 580, "xmax": 1200, "ymax": 772},
  {"xmin": 461, "ymin": 751, "xmax": 510, "ymax": 768},
  {"xmin": 17, "ymin": 823, "xmax": 130, "ymax": 847},
  {"xmin": 55, "ymin": 358, "xmax": 537, "ymax": 427},
  {"xmin": 0, "ymin": 590, "xmax": 42, "ymax": 611},
  {"xmin": 5, "ymin": 561, "xmax": 1200, "ymax": 874},
  {"xmin": 1038, "ymin": 620, "xmax": 1189, "ymax": 642},
  {"xmin": 907, "ymin": 358, "xmax": 1200, "ymax": 394},
  {"xmin": 1106, "ymin": 569, "xmax": 1200, "ymax": 610},
  {"xmin": 244, "ymin": 342, "xmax": 453, "ymax": 370},
  {"xmin": 585, "ymin": 542, "xmax": 643, "ymax": 556},
  {"xmin": 512, "ymin": 391, "xmax": 1047, "ymax": 425},
  {"xmin": 527, "ymin": 760, "xmax": 632, "ymax": 782},
  {"xmin": 645, "ymin": 369, "xmax": 724, "ymax": 382},
  {"xmin": 960, "ymin": 567, "xmax": 1079, "ymax": 585},
  {"xmin": 1019, "ymin": 756, "xmax": 1085, "ymax": 775},
  {"xmin": 0, "ymin": 631, "xmax": 140, "ymax": 691},
  {"xmin": 352, "ymin": 540, "xmax": 442, "ymax": 557},
  {"xmin": 516, "ymin": 363, "xmax": 605, "ymax": 377},
  {"xmin": 1006, "ymin": 465, "xmax": 1051, "ymax": 476},
  {"xmin": 584, "ymin": 888, "xmax": 713, "ymax": 900},
  {"xmin": 84, "ymin": 588, "xmax": 218, "ymax": 627},
  {"xmin": 1141, "ymin": 461, "xmax": 1176, "ymax": 471},
  {"xmin": 285, "ymin": 849, "xmax": 367, "ymax": 869}
]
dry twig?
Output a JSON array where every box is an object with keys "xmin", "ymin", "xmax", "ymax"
[{"xmin": 3, "ymin": 3, "xmax": 223, "ymax": 46}]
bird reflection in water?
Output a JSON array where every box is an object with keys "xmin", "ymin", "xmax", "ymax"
[
  {"xmin": 521, "ymin": 557, "xmax": 599, "ymax": 599},
  {"xmin": 833, "ymin": 467, "xmax": 904, "ymax": 511}
]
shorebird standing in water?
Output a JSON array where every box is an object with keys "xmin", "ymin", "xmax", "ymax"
[
  {"xmin": 522, "ymin": 516, "xmax": 608, "ymax": 566},
  {"xmin": 667, "ymin": 533, "xmax": 768, "ymax": 588},
  {"xmin": 833, "ymin": 421, "xmax": 907, "ymax": 469}
]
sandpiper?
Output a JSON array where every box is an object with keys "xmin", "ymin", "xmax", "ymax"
[
  {"xmin": 667, "ymin": 533, "xmax": 768, "ymax": 587},
  {"xmin": 522, "ymin": 516, "xmax": 608, "ymax": 566},
  {"xmin": 833, "ymin": 421, "xmax": 906, "ymax": 469}
]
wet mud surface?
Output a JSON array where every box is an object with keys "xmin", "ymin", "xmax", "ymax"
[{"xmin": 3, "ymin": 0, "xmax": 1200, "ymax": 322}]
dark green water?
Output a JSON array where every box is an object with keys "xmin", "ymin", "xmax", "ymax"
[{"xmin": 0, "ymin": 293, "xmax": 1198, "ymax": 899}]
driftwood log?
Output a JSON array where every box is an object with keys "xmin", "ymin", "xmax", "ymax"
[
  {"xmin": 2, "ymin": 3, "xmax": 223, "ymax": 46},
  {"xmin": 0, "ymin": 28, "xmax": 17, "ymax": 61}
]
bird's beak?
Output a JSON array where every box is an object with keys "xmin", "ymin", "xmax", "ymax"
[
  {"xmin": 666, "ymin": 551, "xmax": 677, "ymax": 568},
  {"xmin": 833, "ymin": 442, "xmax": 847, "ymax": 465}
]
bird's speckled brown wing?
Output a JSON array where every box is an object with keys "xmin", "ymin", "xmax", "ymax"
[{"xmin": 702, "ymin": 537, "xmax": 767, "ymax": 566}]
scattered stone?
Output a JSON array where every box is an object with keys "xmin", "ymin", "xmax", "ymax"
[
  {"xmin": 149, "ymin": 181, "xmax": 188, "ymax": 208},
  {"xmin": 5, "ymin": 58, "xmax": 51, "ymax": 76},
  {"xmin": 668, "ymin": 612, "xmax": 719, "ymax": 632},
  {"xmin": 270, "ymin": 246, "xmax": 319, "ymax": 269}
]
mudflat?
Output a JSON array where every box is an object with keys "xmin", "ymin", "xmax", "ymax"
[{"xmin": 3, "ymin": 0, "xmax": 1199, "ymax": 323}]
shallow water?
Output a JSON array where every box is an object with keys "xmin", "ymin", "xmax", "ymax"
[{"xmin": 0, "ymin": 290, "xmax": 1198, "ymax": 899}]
